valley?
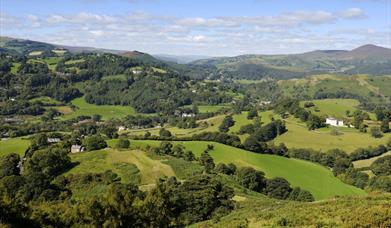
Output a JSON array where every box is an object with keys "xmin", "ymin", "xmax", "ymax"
[{"xmin": 0, "ymin": 36, "xmax": 390, "ymax": 227}]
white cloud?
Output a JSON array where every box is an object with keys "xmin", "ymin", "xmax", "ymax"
[
  {"xmin": 1, "ymin": 7, "xmax": 389, "ymax": 56},
  {"xmin": 340, "ymin": 8, "xmax": 366, "ymax": 19}
]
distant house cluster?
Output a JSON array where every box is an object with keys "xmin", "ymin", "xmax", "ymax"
[{"xmin": 326, "ymin": 117, "xmax": 345, "ymax": 127}]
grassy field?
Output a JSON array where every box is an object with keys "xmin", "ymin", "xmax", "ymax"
[
  {"xmin": 65, "ymin": 59, "xmax": 85, "ymax": 65},
  {"xmin": 0, "ymin": 137, "xmax": 30, "ymax": 157},
  {"xmin": 62, "ymin": 97, "xmax": 137, "ymax": 120},
  {"xmin": 301, "ymin": 99, "xmax": 359, "ymax": 119},
  {"xmin": 11, "ymin": 63, "xmax": 21, "ymax": 74},
  {"xmin": 353, "ymin": 151, "xmax": 391, "ymax": 169},
  {"xmin": 67, "ymin": 148, "xmax": 175, "ymax": 185},
  {"xmin": 274, "ymin": 117, "xmax": 390, "ymax": 153},
  {"xmin": 125, "ymin": 140, "xmax": 365, "ymax": 200},
  {"xmin": 229, "ymin": 110, "xmax": 275, "ymax": 133}
]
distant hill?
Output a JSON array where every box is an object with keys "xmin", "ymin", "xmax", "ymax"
[
  {"xmin": 153, "ymin": 54, "xmax": 212, "ymax": 64},
  {"xmin": 0, "ymin": 36, "xmax": 129, "ymax": 55},
  {"xmin": 2, "ymin": 36, "xmax": 390, "ymax": 79},
  {"xmin": 191, "ymin": 44, "xmax": 391, "ymax": 79}
]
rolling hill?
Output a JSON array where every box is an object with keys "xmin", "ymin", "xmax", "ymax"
[{"xmin": 191, "ymin": 44, "xmax": 391, "ymax": 79}]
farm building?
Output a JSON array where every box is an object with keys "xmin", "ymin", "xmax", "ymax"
[
  {"xmin": 71, "ymin": 145, "xmax": 85, "ymax": 153},
  {"xmin": 47, "ymin": 138, "xmax": 61, "ymax": 143},
  {"xmin": 326, "ymin": 117, "xmax": 345, "ymax": 127}
]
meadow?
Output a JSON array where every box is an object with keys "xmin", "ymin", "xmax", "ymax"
[
  {"xmin": 120, "ymin": 140, "xmax": 365, "ymax": 200},
  {"xmin": 353, "ymin": 151, "xmax": 391, "ymax": 169},
  {"xmin": 66, "ymin": 148, "xmax": 174, "ymax": 186},
  {"xmin": 274, "ymin": 117, "xmax": 390, "ymax": 153},
  {"xmin": 300, "ymin": 99, "xmax": 359, "ymax": 119},
  {"xmin": 0, "ymin": 137, "xmax": 30, "ymax": 157},
  {"xmin": 62, "ymin": 97, "xmax": 137, "ymax": 120}
]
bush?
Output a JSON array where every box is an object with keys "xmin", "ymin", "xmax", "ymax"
[
  {"xmin": 83, "ymin": 135, "xmax": 107, "ymax": 151},
  {"xmin": 116, "ymin": 139, "xmax": 130, "ymax": 149},
  {"xmin": 370, "ymin": 126, "xmax": 383, "ymax": 138},
  {"xmin": 265, "ymin": 177, "xmax": 292, "ymax": 200},
  {"xmin": 236, "ymin": 167, "xmax": 266, "ymax": 192},
  {"xmin": 370, "ymin": 155, "xmax": 391, "ymax": 176}
]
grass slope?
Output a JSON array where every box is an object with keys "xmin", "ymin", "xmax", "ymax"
[
  {"xmin": 301, "ymin": 99, "xmax": 359, "ymax": 119},
  {"xmin": 127, "ymin": 140, "xmax": 365, "ymax": 200},
  {"xmin": 62, "ymin": 97, "xmax": 137, "ymax": 120},
  {"xmin": 0, "ymin": 137, "xmax": 30, "ymax": 157},
  {"xmin": 274, "ymin": 117, "xmax": 390, "ymax": 153},
  {"xmin": 195, "ymin": 193, "xmax": 391, "ymax": 227},
  {"xmin": 67, "ymin": 148, "xmax": 175, "ymax": 185},
  {"xmin": 353, "ymin": 151, "xmax": 391, "ymax": 168}
]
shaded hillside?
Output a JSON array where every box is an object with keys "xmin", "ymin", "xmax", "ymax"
[{"xmin": 191, "ymin": 44, "xmax": 391, "ymax": 79}]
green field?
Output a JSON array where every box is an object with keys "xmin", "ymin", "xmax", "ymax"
[
  {"xmin": 125, "ymin": 140, "xmax": 365, "ymax": 200},
  {"xmin": 62, "ymin": 97, "xmax": 137, "ymax": 120},
  {"xmin": 229, "ymin": 110, "xmax": 275, "ymax": 133},
  {"xmin": 353, "ymin": 151, "xmax": 391, "ymax": 169},
  {"xmin": 0, "ymin": 137, "xmax": 30, "ymax": 157},
  {"xmin": 301, "ymin": 99, "xmax": 359, "ymax": 119},
  {"xmin": 67, "ymin": 148, "xmax": 175, "ymax": 185},
  {"xmin": 274, "ymin": 117, "xmax": 390, "ymax": 153}
]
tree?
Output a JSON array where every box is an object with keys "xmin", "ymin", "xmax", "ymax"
[
  {"xmin": 265, "ymin": 177, "xmax": 292, "ymax": 200},
  {"xmin": 199, "ymin": 151, "xmax": 215, "ymax": 173},
  {"xmin": 115, "ymin": 138, "xmax": 130, "ymax": 149},
  {"xmin": 159, "ymin": 128, "xmax": 172, "ymax": 138},
  {"xmin": 236, "ymin": 167, "xmax": 266, "ymax": 192},
  {"xmin": 219, "ymin": 115, "xmax": 235, "ymax": 133},
  {"xmin": 371, "ymin": 155, "xmax": 391, "ymax": 176},
  {"xmin": 288, "ymin": 187, "xmax": 314, "ymax": 202},
  {"xmin": 92, "ymin": 114, "xmax": 102, "ymax": 122},
  {"xmin": 83, "ymin": 135, "xmax": 107, "ymax": 151},
  {"xmin": 158, "ymin": 141, "xmax": 173, "ymax": 155},
  {"xmin": 380, "ymin": 117, "xmax": 389, "ymax": 133},
  {"xmin": 247, "ymin": 109, "xmax": 258, "ymax": 120},
  {"xmin": 370, "ymin": 126, "xmax": 383, "ymax": 138},
  {"xmin": 333, "ymin": 158, "xmax": 351, "ymax": 176},
  {"xmin": 0, "ymin": 153, "xmax": 21, "ymax": 179}
]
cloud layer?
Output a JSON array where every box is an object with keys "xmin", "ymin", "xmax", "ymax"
[{"xmin": 1, "ymin": 7, "xmax": 389, "ymax": 55}]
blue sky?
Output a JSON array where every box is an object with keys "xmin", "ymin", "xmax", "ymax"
[{"xmin": 1, "ymin": 0, "xmax": 390, "ymax": 56}]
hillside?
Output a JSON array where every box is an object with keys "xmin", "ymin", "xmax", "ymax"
[
  {"xmin": 196, "ymin": 193, "xmax": 391, "ymax": 227},
  {"xmin": 191, "ymin": 44, "xmax": 391, "ymax": 79}
]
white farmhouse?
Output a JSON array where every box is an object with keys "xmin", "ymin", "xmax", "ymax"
[
  {"xmin": 326, "ymin": 117, "xmax": 345, "ymax": 127},
  {"xmin": 71, "ymin": 145, "xmax": 85, "ymax": 153}
]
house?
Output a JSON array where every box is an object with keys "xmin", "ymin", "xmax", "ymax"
[
  {"xmin": 118, "ymin": 126, "xmax": 127, "ymax": 131},
  {"xmin": 132, "ymin": 70, "xmax": 142, "ymax": 75},
  {"xmin": 182, "ymin": 113, "xmax": 195, "ymax": 118},
  {"xmin": 326, "ymin": 117, "xmax": 345, "ymax": 127},
  {"xmin": 71, "ymin": 145, "xmax": 85, "ymax": 153},
  {"xmin": 47, "ymin": 138, "xmax": 61, "ymax": 143},
  {"xmin": 259, "ymin": 101, "xmax": 271, "ymax": 106}
]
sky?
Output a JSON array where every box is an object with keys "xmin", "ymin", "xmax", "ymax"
[{"xmin": 1, "ymin": 0, "xmax": 390, "ymax": 56}]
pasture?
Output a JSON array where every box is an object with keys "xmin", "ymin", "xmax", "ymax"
[
  {"xmin": 124, "ymin": 140, "xmax": 365, "ymax": 200},
  {"xmin": 67, "ymin": 148, "xmax": 175, "ymax": 185},
  {"xmin": 301, "ymin": 99, "xmax": 359, "ymax": 119},
  {"xmin": 62, "ymin": 97, "xmax": 137, "ymax": 120},
  {"xmin": 353, "ymin": 151, "xmax": 391, "ymax": 168},
  {"xmin": 274, "ymin": 117, "xmax": 390, "ymax": 153},
  {"xmin": 0, "ymin": 137, "xmax": 30, "ymax": 157}
]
